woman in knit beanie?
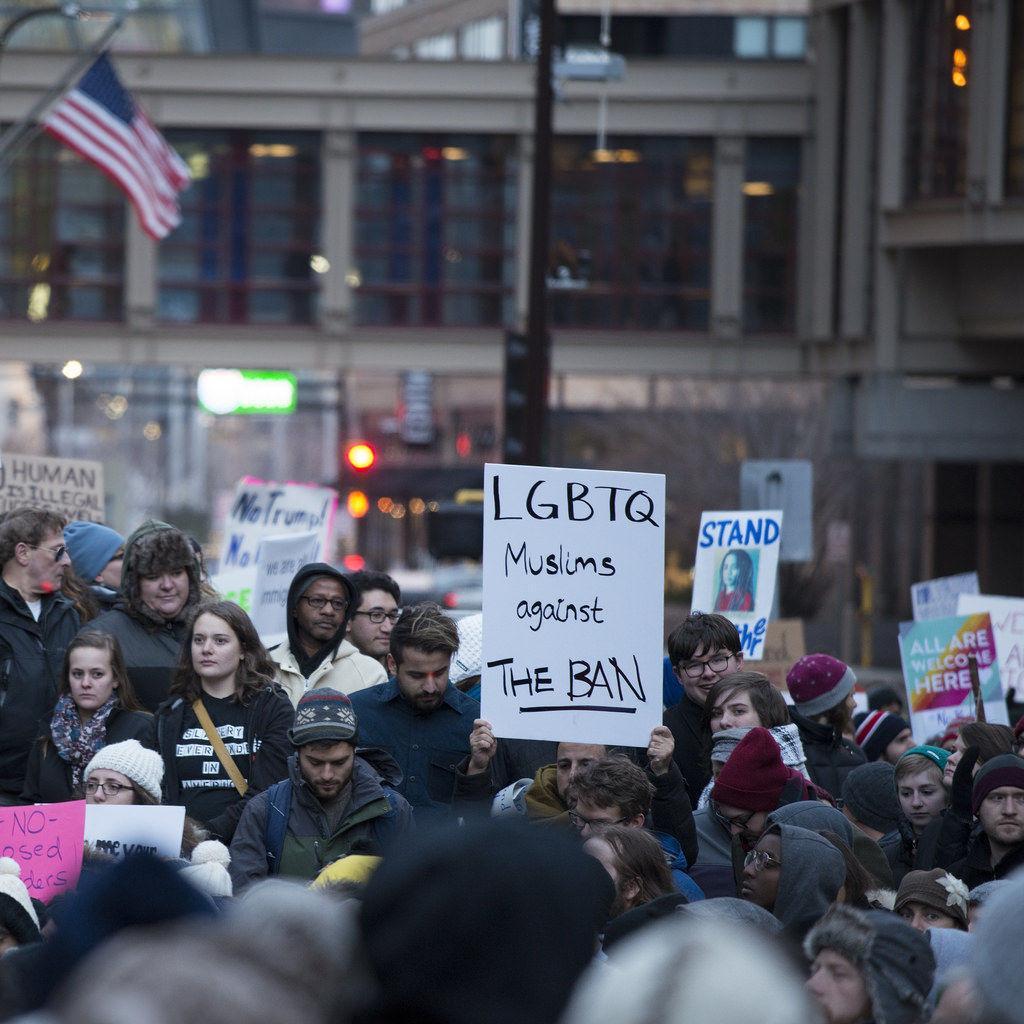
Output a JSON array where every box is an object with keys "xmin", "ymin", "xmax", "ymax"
[
  {"xmin": 894, "ymin": 869, "xmax": 969, "ymax": 932},
  {"xmin": 0, "ymin": 858, "xmax": 42, "ymax": 954},
  {"xmin": 786, "ymin": 654, "xmax": 866, "ymax": 799},
  {"xmin": 84, "ymin": 738, "xmax": 164, "ymax": 805}
]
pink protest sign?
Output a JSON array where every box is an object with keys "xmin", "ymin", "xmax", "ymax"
[{"xmin": 0, "ymin": 800, "xmax": 85, "ymax": 902}]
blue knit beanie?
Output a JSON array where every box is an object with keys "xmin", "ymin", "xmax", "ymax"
[{"xmin": 64, "ymin": 521, "xmax": 124, "ymax": 582}]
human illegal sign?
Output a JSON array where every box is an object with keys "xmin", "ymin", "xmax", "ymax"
[
  {"xmin": 0, "ymin": 454, "xmax": 104, "ymax": 522},
  {"xmin": 480, "ymin": 464, "xmax": 665, "ymax": 746}
]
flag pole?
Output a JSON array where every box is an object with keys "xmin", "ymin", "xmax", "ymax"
[{"xmin": 0, "ymin": 9, "xmax": 125, "ymax": 170}]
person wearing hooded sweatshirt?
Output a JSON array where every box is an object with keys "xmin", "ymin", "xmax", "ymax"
[
  {"xmin": 88, "ymin": 520, "xmax": 201, "ymax": 712},
  {"xmin": 269, "ymin": 563, "xmax": 386, "ymax": 708},
  {"xmin": 229, "ymin": 688, "xmax": 413, "ymax": 893},
  {"xmin": 63, "ymin": 521, "xmax": 124, "ymax": 616},
  {"xmin": 739, "ymin": 822, "xmax": 846, "ymax": 940},
  {"xmin": 692, "ymin": 726, "xmax": 832, "ymax": 897},
  {"xmin": 804, "ymin": 904, "xmax": 935, "ymax": 1024},
  {"xmin": 0, "ymin": 508, "xmax": 80, "ymax": 803}
]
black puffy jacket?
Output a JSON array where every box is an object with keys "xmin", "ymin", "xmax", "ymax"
[
  {"xmin": 790, "ymin": 708, "xmax": 866, "ymax": 799},
  {"xmin": 0, "ymin": 581, "xmax": 79, "ymax": 798}
]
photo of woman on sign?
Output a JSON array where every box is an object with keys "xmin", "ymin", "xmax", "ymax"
[{"xmin": 715, "ymin": 549, "xmax": 755, "ymax": 612}]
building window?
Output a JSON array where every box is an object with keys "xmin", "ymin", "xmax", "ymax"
[
  {"xmin": 355, "ymin": 134, "xmax": 517, "ymax": 327},
  {"xmin": 548, "ymin": 137, "xmax": 712, "ymax": 330},
  {"xmin": 414, "ymin": 34, "xmax": 457, "ymax": 59},
  {"xmin": 772, "ymin": 17, "xmax": 807, "ymax": 59},
  {"xmin": 461, "ymin": 17, "xmax": 504, "ymax": 60},
  {"xmin": 157, "ymin": 131, "xmax": 320, "ymax": 325},
  {"xmin": 0, "ymin": 135, "xmax": 124, "ymax": 323},
  {"xmin": 735, "ymin": 17, "xmax": 770, "ymax": 57},
  {"xmin": 743, "ymin": 137, "xmax": 800, "ymax": 334},
  {"xmin": 905, "ymin": 0, "xmax": 971, "ymax": 200},
  {"xmin": 1006, "ymin": 3, "xmax": 1024, "ymax": 194}
]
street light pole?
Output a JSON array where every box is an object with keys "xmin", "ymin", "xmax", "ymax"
[{"xmin": 523, "ymin": 0, "xmax": 555, "ymax": 466}]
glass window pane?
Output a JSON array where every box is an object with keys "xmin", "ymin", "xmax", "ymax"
[
  {"xmin": 734, "ymin": 17, "xmax": 769, "ymax": 58},
  {"xmin": 772, "ymin": 17, "xmax": 806, "ymax": 58}
]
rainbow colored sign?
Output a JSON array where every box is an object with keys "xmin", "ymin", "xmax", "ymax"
[{"xmin": 898, "ymin": 613, "xmax": 1007, "ymax": 740}]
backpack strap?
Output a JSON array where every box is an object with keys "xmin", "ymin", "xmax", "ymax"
[{"xmin": 264, "ymin": 778, "xmax": 293, "ymax": 875}]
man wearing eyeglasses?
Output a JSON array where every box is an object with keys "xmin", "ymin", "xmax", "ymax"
[
  {"xmin": 346, "ymin": 570, "xmax": 402, "ymax": 668},
  {"xmin": 0, "ymin": 507, "xmax": 80, "ymax": 804},
  {"xmin": 270, "ymin": 563, "xmax": 386, "ymax": 707},
  {"xmin": 663, "ymin": 612, "xmax": 745, "ymax": 804}
]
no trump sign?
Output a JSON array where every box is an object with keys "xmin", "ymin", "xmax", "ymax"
[{"xmin": 481, "ymin": 464, "xmax": 665, "ymax": 746}]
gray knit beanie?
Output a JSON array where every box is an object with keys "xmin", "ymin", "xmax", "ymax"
[
  {"xmin": 805, "ymin": 904, "xmax": 935, "ymax": 1024},
  {"xmin": 841, "ymin": 761, "xmax": 901, "ymax": 835}
]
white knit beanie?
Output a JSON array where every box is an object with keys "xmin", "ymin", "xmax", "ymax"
[
  {"xmin": 0, "ymin": 857, "xmax": 40, "ymax": 930},
  {"xmin": 180, "ymin": 841, "xmax": 233, "ymax": 899},
  {"xmin": 84, "ymin": 739, "xmax": 164, "ymax": 802},
  {"xmin": 450, "ymin": 613, "xmax": 482, "ymax": 685}
]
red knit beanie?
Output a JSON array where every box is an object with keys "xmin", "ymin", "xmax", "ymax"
[{"xmin": 711, "ymin": 727, "xmax": 793, "ymax": 811}]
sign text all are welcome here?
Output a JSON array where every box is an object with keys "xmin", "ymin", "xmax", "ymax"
[{"xmin": 481, "ymin": 464, "xmax": 665, "ymax": 746}]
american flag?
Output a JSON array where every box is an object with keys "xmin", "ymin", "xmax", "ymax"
[{"xmin": 43, "ymin": 53, "xmax": 190, "ymax": 240}]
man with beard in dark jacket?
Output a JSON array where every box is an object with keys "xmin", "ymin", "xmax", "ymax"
[
  {"xmin": 0, "ymin": 508, "xmax": 80, "ymax": 803},
  {"xmin": 229, "ymin": 688, "xmax": 413, "ymax": 891},
  {"xmin": 88, "ymin": 520, "xmax": 200, "ymax": 712},
  {"xmin": 269, "ymin": 563, "xmax": 386, "ymax": 708}
]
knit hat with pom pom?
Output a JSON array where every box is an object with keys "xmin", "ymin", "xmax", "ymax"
[
  {"xmin": 0, "ymin": 857, "xmax": 41, "ymax": 946},
  {"xmin": 180, "ymin": 840, "xmax": 233, "ymax": 899}
]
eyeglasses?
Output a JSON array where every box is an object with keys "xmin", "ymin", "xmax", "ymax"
[
  {"xmin": 712, "ymin": 803, "xmax": 758, "ymax": 834},
  {"xmin": 677, "ymin": 653, "xmax": 732, "ymax": 678},
  {"xmin": 568, "ymin": 810, "xmax": 629, "ymax": 833},
  {"xmin": 300, "ymin": 596, "xmax": 348, "ymax": 612},
  {"xmin": 743, "ymin": 849, "xmax": 782, "ymax": 872},
  {"xmin": 352, "ymin": 608, "xmax": 402, "ymax": 624},
  {"xmin": 85, "ymin": 780, "xmax": 132, "ymax": 797},
  {"xmin": 27, "ymin": 543, "xmax": 68, "ymax": 563}
]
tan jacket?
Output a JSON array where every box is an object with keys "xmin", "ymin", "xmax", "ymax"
[{"xmin": 271, "ymin": 638, "xmax": 387, "ymax": 707}]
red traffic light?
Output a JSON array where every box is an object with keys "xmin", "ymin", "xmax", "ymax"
[{"xmin": 346, "ymin": 442, "xmax": 376, "ymax": 472}]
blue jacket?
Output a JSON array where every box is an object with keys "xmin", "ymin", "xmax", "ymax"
[
  {"xmin": 349, "ymin": 679, "xmax": 479, "ymax": 824},
  {"xmin": 654, "ymin": 829, "xmax": 705, "ymax": 902}
]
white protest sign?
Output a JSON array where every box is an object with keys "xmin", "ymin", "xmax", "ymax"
[
  {"xmin": 84, "ymin": 804, "xmax": 185, "ymax": 861},
  {"xmin": 690, "ymin": 510, "xmax": 783, "ymax": 660},
  {"xmin": 250, "ymin": 531, "xmax": 321, "ymax": 646},
  {"xmin": 213, "ymin": 477, "xmax": 338, "ymax": 612},
  {"xmin": 481, "ymin": 463, "xmax": 665, "ymax": 746},
  {"xmin": 0, "ymin": 454, "xmax": 104, "ymax": 522},
  {"xmin": 911, "ymin": 572, "xmax": 979, "ymax": 622},
  {"xmin": 957, "ymin": 594, "xmax": 1024, "ymax": 696}
]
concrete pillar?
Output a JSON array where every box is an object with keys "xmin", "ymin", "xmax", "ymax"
[
  {"xmin": 807, "ymin": 8, "xmax": 844, "ymax": 342},
  {"xmin": 167, "ymin": 366, "xmax": 187, "ymax": 500},
  {"xmin": 320, "ymin": 129, "xmax": 357, "ymax": 335},
  {"xmin": 711, "ymin": 135, "xmax": 745, "ymax": 340},
  {"xmin": 983, "ymin": 0, "xmax": 1012, "ymax": 204},
  {"xmin": 124, "ymin": 211, "xmax": 157, "ymax": 330},
  {"xmin": 839, "ymin": 2, "xmax": 878, "ymax": 340}
]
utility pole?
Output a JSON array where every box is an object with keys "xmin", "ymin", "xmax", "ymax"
[{"xmin": 521, "ymin": 0, "xmax": 554, "ymax": 466}]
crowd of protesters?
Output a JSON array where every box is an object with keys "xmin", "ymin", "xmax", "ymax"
[{"xmin": 0, "ymin": 504, "xmax": 1021, "ymax": 1023}]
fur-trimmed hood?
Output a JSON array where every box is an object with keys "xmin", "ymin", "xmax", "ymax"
[
  {"xmin": 119, "ymin": 519, "xmax": 200, "ymax": 627},
  {"xmin": 804, "ymin": 904, "xmax": 935, "ymax": 1024}
]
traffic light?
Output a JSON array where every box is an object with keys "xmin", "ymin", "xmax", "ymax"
[
  {"xmin": 503, "ymin": 330, "xmax": 529, "ymax": 463},
  {"xmin": 952, "ymin": 11, "xmax": 969, "ymax": 87},
  {"xmin": 345, "ymin": 441, "xmax": 376, "ymax": 472},
  {"xmin": 347, "ymin": 489, "xmax": 369, "ymax": 518}
]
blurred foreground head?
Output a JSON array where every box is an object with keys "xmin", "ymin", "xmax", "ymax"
[{"xmin": 357, "ymin": 818, "xmax": 614, "ymax": 1024}]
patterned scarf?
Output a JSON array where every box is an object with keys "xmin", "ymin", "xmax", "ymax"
[
  {"xmin": 697, "ymin": 723, "xmax": 810, "ymax": 810},
  {"xmin": 50, "ymin": 693, "xmax": 118, "ymax": 786}
]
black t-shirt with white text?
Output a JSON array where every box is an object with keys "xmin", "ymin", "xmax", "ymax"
[{"xmin": 175, "ymin": 693, "xmax": 250, "ymax": 827}]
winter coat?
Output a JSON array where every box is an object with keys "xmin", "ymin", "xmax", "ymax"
[
  {"xmin": 20, "ymin": 705, "xmax": 154, "ymax": 804},
  {"xmin": 790, "ymin": 708, "xmax": 866, "ymax": 798},
  {"xmin": 663, "ymin": 694, "xmax": 712, "ymax": 805},
  {"xmin": 228, "ymin": 748, "xmax": 414, "ymax": 892},
  {"xmin": 0, "ymin": 580, "xmax": 80, "ymax": 798},
  {"xmin": 87, "ymin": 519, "xmax": 202, "ymax": 712},
  {"xmin": 271, "ymin": 638, "xmax": 386, "ymax": 707},
  {"xmin": 656, "ymin": 830, "xmax": 704, "ymax": 902},
  {"xmin": 947, "ymin": 829, "xmax": 1024, "ymax": 889},
  {"xmin": 155, "ymin": 684, "xmax": 294, "ymax": 842}
]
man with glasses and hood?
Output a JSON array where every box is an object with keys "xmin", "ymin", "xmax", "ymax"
[{"xmin": 270, "ymin": 563, "xmax": 386, "ymax": 708}]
